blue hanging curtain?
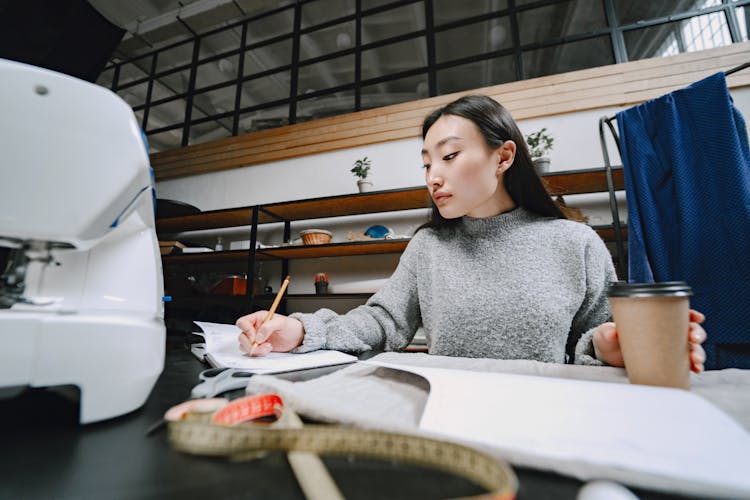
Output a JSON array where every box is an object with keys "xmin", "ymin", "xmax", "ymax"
[{"xmin": 617, "ymin": 72, "xmax": 750, "ymax": 369}]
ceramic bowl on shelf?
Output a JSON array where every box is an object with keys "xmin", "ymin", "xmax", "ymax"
[{"xmin": 300, "ymin": 229, "xmax": 333, "ymax": 245}]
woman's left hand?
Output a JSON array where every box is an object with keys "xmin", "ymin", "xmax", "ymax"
[{"xmin": 593, "ymin": 309, "xmax": 707, "ymax": 373}]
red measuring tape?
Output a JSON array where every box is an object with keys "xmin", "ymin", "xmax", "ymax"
[
  {"xmin": 164, "ymin": 394, "xmax": 282, "ymax": 426},
  {"xmin": 211, "ymin": 394, "xmax": 282, "ymax": 425}
]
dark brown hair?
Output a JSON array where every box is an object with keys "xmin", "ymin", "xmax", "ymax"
[{"xmin": 418, "ymin": 95, "xmax": 564, "ymax": 230}]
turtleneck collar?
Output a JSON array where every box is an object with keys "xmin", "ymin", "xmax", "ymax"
[{"xmin": 458, "ymin": 206, "xmax": 539, "ymax": 236}]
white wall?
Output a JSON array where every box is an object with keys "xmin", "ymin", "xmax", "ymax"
[{"xmin": 156, "ymin": 86, "xmax": 750, "ymax": 309}]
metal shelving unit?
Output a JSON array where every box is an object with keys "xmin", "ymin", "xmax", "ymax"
[{"xmin": 157, "ymin": 166, "xmax": 626, "ymax": 312}]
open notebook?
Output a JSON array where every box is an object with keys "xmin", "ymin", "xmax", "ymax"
[{"xmin": 193, "ymin": 321, "xmax": 357, "ymax": 374}]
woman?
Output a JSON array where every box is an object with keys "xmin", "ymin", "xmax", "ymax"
[{"xmin": 237, "ymin": 95, "xmax": 706, "ymax": 371}]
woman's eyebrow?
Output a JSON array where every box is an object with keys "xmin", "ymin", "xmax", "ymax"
[{"xmin": 421, "ymin": 136, "xmax": 462, "ymax": 155}]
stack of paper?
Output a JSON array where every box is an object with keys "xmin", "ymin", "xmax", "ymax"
[{"xmin": 193, "ymin": 321, "xmax": 357, "ymax": 374}]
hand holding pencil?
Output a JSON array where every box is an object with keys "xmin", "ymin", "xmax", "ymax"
[{"xmin": 236, "ymin": 276, "xmax": 305, "ymax": 357}]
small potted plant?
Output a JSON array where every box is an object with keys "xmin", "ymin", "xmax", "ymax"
[
  {"xmin": 525, "ymin": 128, "xmax": 554, "ymax": 174},
  {"xmin": 351, "ymin": 156, "xmax": 373, "ymax": 192},
  {"xmin": 314, "ymin": 272, "xmax": 329, "ymax": 294}
]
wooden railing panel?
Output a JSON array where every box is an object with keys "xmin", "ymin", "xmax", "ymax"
[{"xmin": 151, "ymin": 43, "xmax": 750, "ymax": 180}]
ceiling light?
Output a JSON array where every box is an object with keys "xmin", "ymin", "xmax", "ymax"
[
  {"xmin": 336, "ymin": 32, "xmax": 352, "ymax": 49},
  {"xmin": 490, "ymin": 25, "xmax": 506, "ymax": 48}
]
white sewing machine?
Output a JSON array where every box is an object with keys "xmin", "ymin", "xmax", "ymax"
[{"xmin": 0, "ymin": 59, "xmax": 165, "ymax": 423}]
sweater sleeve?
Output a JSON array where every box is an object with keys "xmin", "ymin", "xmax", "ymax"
[
  {"xmin": 571, "ymin": 231, "xmax": 618, "ymax": 365},
  {"xmin": 290, "ymin": 235, "xmax": 423, "ymax": 354}
]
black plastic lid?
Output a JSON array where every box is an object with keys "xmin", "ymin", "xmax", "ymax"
[{"xmin": 607, "ymin": 281, "xmax": 693, "ymax": 298}]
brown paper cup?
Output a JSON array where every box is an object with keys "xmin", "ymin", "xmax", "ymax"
[{"xmin": 608, "ymin": 282, "xmax": 692, "ymax": 389}]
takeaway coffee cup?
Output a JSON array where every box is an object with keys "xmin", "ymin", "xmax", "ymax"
[{"xmin": 607, "ymin": 281, "xmax": 693, "ymax": 389}]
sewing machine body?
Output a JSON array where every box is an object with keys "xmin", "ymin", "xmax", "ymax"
[{"xmin": 0, "ymin": 58, "xmax": 165, "ymax": 423}]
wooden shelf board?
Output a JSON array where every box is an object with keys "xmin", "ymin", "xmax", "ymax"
[
  {"xmin": 166, "ymin": 295, "xmax": 252, "ymax": 304},
  {"xmin": 161, "ymin": 249, "xmax": 266, "ymax": 264},
  {"xmin": 542, "ymin": 167, "xmax": 624, "ymax": 196},
  {"xmin": 258, "ymin": 187, "xmax": 430, "ymax": 223},
  {"xmin": 593, "ymin": 224, "xmax": 628, "ymax": 242},
  {"xmin": 157, "ymin": 207, "xmax": 255, "ymax": 233},
  {"xmin": 257, "ymin": 239, "xmax": 410, "ymax": 259}
]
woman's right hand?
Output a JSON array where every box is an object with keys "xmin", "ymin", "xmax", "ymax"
[{"xmin": 236, "ymin": 311, "xmax": 305, "ymax": 357}]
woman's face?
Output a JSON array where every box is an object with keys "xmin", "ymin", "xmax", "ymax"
[{"xmin": 421, "ymin": 114, "xmax": 514, "ymax": 219}]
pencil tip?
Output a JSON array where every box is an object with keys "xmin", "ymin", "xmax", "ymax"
[{"xmin": 285, "ymin": 275, "xmax": 291, "ymax": 281}]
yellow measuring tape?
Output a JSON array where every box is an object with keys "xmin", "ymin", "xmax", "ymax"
[{"xmin": 166, "ymin": 394, "xmax": 518, "ymax": 500}]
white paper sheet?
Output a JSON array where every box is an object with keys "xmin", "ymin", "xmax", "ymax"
[
  {"xmin": 193, "ymin": 321, "xmax": 357, "ymax": 373},
  {"xmin": 367, "ymin": 360, "xmax": 750, "ymax": 498}
]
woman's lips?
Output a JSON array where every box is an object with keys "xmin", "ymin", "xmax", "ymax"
[{"xmin": 433, "ymin": 192, "xmax": 451, "ymax": 204}]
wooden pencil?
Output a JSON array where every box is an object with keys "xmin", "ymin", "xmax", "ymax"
[{"xmin": 250, "ymin": 275, "xmax": 291, "ymax": 355}]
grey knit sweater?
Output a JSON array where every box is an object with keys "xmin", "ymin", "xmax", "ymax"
[{"xmin": 291, "ymin": 207, "xmax": 616, "ymax": 365}]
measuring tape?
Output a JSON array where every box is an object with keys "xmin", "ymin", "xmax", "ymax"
[{"xmin": 166, "ymin": 394, "xmax": 518, "ymax": 500}]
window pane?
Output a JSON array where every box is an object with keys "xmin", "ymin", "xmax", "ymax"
[
  {"xmin": 117, "ymin": 81, "xmax": 149, "ymax": 108},
  {"xmin": 238, "ymin": 103, "xmax": 290, "ymax": 133},
  {"xmin": 300, "ymin": 20, "xmax": 355, "ymax": 60},
  {"xmin": 192, "ymin": 85, "xmax": 237, "ymax": 116},
  {"xmin": 614, "ymin": 0, "xmax": 720, "ymax": 26},
  {"xmin": 361, "ymin": 0, "xmax": 398, "ymax": 10},
  {"xmin": 361, "ymin": 37, "xmax": 427, "ymax": 80},
  {"xmin": 189, "ymin": 117, "xmax": 234, "ymax": 145},
  {"xmin": 241, "ymin": 71, "xmax": 291, "ymax": 108},
  {"xmin": 147, "ymin": 98, "xmax": 187, "ymax": 129},
  {"xmin": 523, "ymin": 36, "xmax": 613, "ymax": 79},
  {"xmin": 437, "ymin": 56, "xmax": 516, "ymax": 94},
  {"xmin": 199, "ymin": 28, "xmax": 242, "ymax": 60},
  {"xmin": 301, "ymin": 0, "xmax": 355, "ymax": 29},
  {"xmin": 155, "ymin": 41, "xmax": 194, "ymax": 74},
  {"xmin": 195, "ymin": 55, "xmax": 239, "ymax": 89},
  {"xmin": 246, "ymin": 9, "xmax": 295, "ymax": 45},
  {"xmin": 298, "ymin": 55, "xmax": 354, "ymax": 94},
  {"xmin": 146, "ymin": 128, "xmax": 183, "ymax": 153},
  {"xmin": 97, "ymin": 68, "xmax": 115, "ymax": 89},
  {"xmin": 297, "ymin": 90, "xmax": 355, "ymax": 122},
  {"xmin": 244, "ymin": 39, "xmax": 293, "ymax": 75},
  {"xmin": 191, "ymin": 106, "xmax": 208, "ymax": 121},
  {"xmin": 432, "ymin": 0, "xmax": 508, "ymax": 26},
  {"xmin": 156, "ymin": 69, "xmax": 191, "ymax": 96},
  {"xmin": 360, "ymin": 73, "xmax": 428, "ymax": 110},
  {"xmin": 737, "ymin": 6, "xmax": 750, "ymax": 41},
  {"xmin": 134, "ymin": 109, "xmax": 145, "ymax": 127},
  {"xmin": 518, "ymin": 0, "xmax": 606, "ymax": 46},
  {"xmin": 118, "ymin": 58, "xmax": 150, "ymax": 86},
  {"xmin": 151, "ymin": 79, "xmax": 182, "ymax": 102},
  {"xmin": 362, "ymin": 3, "xmax": 425, "ymax": 44},
  {"xmin": 624, "ymin": 12, "xmax": 732, "ymax": 61},
  {"xmin": 435, "ymin": 17, "xmax": 512, "ymax": 64}
]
